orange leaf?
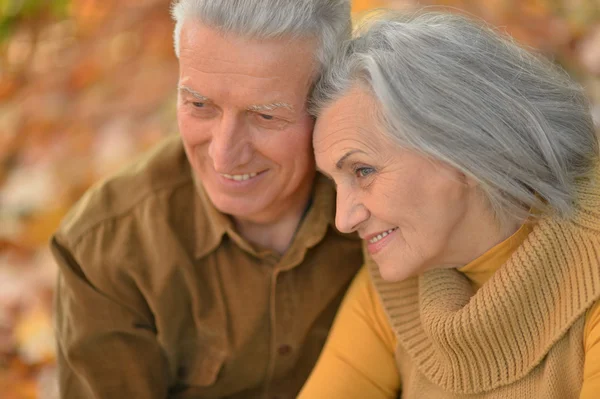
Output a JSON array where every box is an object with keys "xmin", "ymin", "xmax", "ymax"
[{"xmin": 352, "ymin": 0, "xmax": 387, "ymax": 14}]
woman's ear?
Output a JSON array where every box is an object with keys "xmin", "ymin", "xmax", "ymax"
[
  {"xmin": 438, "ymin": 161, "xmax": 475, "ymax": 188},
  {"xmin": 463, "ymin": 173, "xmax": 479, "ymax": 188}
]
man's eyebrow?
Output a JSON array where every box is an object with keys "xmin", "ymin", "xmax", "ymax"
[
  {"xmin": 178, "ymin": 85, "xmax": 292, "ymax": 112},
  {"xmin": 336, "ymin": 150, "xmax": 365, "ymax": 170},
  {"xmin": 247, "ymin": 102, "xmax": 294, "ymax": 113},
  {"xmin": 178, "ymin": 85, "xmax": 210, "ymax": 101}
]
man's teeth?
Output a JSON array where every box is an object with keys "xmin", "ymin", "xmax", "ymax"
[
  {"xmin": 222, "ymin": 172, "xmax": 258, "ymax": 181},
  {"xmin": 369, "ymin": 228, "xmax": 397, "ymax": 244}
]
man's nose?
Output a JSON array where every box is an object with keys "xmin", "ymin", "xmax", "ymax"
[
  {"xmin": 335, "ymin": 188, "xmax": 369, "ymax": 233},
  {"xmin": 208, "ymin": 113, "xmax": 252, "ymax": 171}
]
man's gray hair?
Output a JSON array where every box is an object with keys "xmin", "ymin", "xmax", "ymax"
[
  {"xmin": 312, "ymin": 10, "xmax": 598, "ymax": 225},
  {"xmin": 171, "ymin": 0, "xmax": 351, "ymax": 79}
]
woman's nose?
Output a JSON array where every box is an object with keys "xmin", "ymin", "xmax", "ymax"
[{"xmin": 335, "ymin": 189, "xmax": 369, "ymax": 233}]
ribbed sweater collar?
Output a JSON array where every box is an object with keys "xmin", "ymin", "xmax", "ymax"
[{"xmin": 369, "ymin": 168, "xmax": 600, "ymax": 394}]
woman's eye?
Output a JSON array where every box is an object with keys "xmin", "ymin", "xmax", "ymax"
[{"xmin": 355, "ymin": 167, "xmax": 375, "ymax": 178}]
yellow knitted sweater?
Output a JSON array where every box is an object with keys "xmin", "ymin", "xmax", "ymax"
[{"xmin": 299, "ymin": 168, "xmax": 600, "ymax": 398}]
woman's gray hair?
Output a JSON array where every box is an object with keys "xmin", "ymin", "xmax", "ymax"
[
  {"xmin": 171, "ymin": 0, "xmax": 351, "ymax": 80},
  {"xmin": 312, "ymin": 10, "xmax": 598, "ymax": 224}
]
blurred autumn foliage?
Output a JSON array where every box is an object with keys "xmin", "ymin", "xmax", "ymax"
[{"xmin": 0, "ymin": 0, "xmax": 598, "ymax": 397}]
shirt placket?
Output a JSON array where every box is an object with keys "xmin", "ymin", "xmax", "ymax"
[{"xmin": 263, "ymin": 259, "xmax": 299, "ymax": 399}]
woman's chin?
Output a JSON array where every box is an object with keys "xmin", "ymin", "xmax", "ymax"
[{"xmin": 377, "ymin": 262, "xmax": 416, "ymax": 282}]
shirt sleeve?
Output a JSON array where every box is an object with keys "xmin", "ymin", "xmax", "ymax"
[
  {"xmin": 298, "ymin": 266, "xmax": 400, "ymax": 398},
  {"xmin": 52, "ymin": 236, "xmax": 170, "ymax": 399},
  {"xmin": 581, "ymin": 299, "xmax": 600, "ymax": 398}
]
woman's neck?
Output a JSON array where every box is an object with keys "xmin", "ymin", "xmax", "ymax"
[{"xmin": 442, "ymin": 195, "xmax": 524, "ymax": 269}]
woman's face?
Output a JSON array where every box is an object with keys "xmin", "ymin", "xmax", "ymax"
[{"xmin": 314, "ymin": 86, "xmax": 482, "ymax": 281}]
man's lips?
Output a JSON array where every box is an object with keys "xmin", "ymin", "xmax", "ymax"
[
  {"xmin": 214, "ymin": 169, "xmax": 268, "ymax": 184},
  {"xmin": 220, "ymin": 172, "xmax": 259, "ymax": 181}
]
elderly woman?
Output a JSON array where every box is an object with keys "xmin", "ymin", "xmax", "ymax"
[{"xmin": 298, "ymin": 11, "xmax": 600, "ymax": 399}]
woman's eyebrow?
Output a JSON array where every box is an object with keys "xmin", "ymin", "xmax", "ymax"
[{"xmin": 336, "ymin": 150, "xmax": 365, "ymax": 170}]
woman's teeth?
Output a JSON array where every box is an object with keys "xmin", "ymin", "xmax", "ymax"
[{"xmin": 369, "ymin": 228, "xmax": 398, "ymax": 244}]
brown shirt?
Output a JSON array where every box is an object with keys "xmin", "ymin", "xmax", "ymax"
[{"xmin": 51, "ymin": 135, "xmax": 362, "ymax": 399}]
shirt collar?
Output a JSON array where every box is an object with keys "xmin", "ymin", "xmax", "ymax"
[{"xmin": 192, "ymin": 176, "xmax": 231, "ymax": 259}]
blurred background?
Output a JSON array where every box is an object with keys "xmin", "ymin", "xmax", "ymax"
[{"xmin": 0, "ymin": 0, "xmax": 598, "ymax": 397}]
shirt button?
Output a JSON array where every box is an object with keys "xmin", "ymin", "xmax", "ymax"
[{"xmin": 277, "ymin": 344, "xmax": 292, "ymax": 356}]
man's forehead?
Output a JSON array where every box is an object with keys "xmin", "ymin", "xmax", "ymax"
[
  {"xmin": 180, "ymin": 21, "xmax": 318, "ymax": 61},
  {"xmin": 177, "ymin": 24, "xmax": 316, "ymax": 111},
  {"xmin": 180, "ymin": 24, "xmax": 317, "ymax": 81}
]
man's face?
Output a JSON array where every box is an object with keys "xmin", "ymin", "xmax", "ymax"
[{"xmin": 177, "ymin": 23, "xmax": 317, "ymax": 224}]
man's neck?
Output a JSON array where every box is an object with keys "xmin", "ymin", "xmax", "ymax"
[{"xmin": 233, "ymin": 183, "xmax": 314, "ymax": 255}]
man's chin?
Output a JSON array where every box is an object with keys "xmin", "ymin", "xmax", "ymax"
[
  {"xmin": 198, "ymin": 178, "xmax": 267, "ymax": 215},
  {"xmin": 211, "ymin": 199, "xmax": 265, "ymax": 220}
]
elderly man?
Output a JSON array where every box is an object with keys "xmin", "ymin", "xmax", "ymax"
[{"xmin": 51, "ymin": 1, "xmax": 362, "ymax": 398}]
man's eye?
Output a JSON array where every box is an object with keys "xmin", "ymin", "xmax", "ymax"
[
  {"xmin": 192, "ymin": 102, "xmax": 205, "ymax": 108},
  {"xmin": 252, "ymin": 112, "xmax": 287, "ymax": 129}
]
